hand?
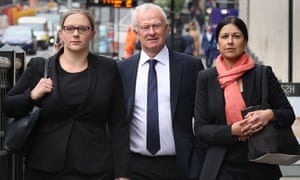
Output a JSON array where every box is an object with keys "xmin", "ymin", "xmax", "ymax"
[
  {"xmin": 30, "ymin": 78, "xmax": 53, "ymax": 100},
  {"xmin": 231, "ymin": 120, "xmax": 249, "ymax": 136},
  {"xmin": 232, "ymin": 121, "xmax": 258, "ymax": 142},
  {"xmin": 241, "ymin": 109, "xmax": 274, "ymax": 135},
  {"xmin": 115, "ymin": 178, "xmax": 129, "ymax": 180}
]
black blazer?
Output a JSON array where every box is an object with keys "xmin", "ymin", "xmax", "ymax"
[
  {"xmin": 194, "ymin": 65, "xmax": 295, "ymax": 180},
  {"xmin": 117, "ymin": 50, "xmax": 205, "ymax": 180},
  {"xmin": 3, "ymin": 50, "xmax": 130, "ymax": 177}
]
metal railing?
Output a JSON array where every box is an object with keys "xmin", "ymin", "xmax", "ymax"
[{"xmin": 0, "ymin": 46, "xmax": 25, "ymax": 180}]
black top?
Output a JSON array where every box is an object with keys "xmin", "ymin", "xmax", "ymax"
[
  {"xmin": 57, "ymin": 62, "xmax": 88, "ymax": 113},
  {"xmin": 3, "ymin": 50, "xmax": 130, "ymax": 176},
  {"xmin": 57, "ymin": 62, "xmax": 89, "ymax": 169}
]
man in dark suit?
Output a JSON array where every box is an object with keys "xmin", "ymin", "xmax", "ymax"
[{"xmin": 117, "ymin": 3, "xmax": 205, "ymax": 180}]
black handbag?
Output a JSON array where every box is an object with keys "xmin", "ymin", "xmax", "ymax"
[
  {"xmin": 246, "ymin": 65, "xmax": 300, "ymax": 165},
  {"xmin": 3, "ymin": 58, "xmax": 49, "ymax": 155}
]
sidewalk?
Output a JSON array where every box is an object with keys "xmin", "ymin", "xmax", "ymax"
[{"xmin": 281, "ymin": 165, "xmax": 300, "ymax": 179}]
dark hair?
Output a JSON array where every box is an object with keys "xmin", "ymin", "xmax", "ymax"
[{"xmin": 215, "ymin": 16, "xmax": 248, "ymax": 43}]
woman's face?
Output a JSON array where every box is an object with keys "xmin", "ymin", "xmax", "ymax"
[
  {"xmin": 217, "ymin": 24, "xmax": 247, "ymax": 63},
  {"xmin": 60, "ymin": 13, "xmax": 95, "ymax": 52}
]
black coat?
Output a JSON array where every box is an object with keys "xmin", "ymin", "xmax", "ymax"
[
  {"xmin": 194, "ymin": 65, "xmax": 295, "ymax": 180},
  {"xmin": 3, "ymin": 50, "xmax": 130, "ymax": 177}
]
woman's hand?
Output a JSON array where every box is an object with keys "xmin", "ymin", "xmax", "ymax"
[
  {"xmin": 231, "ymin": 109, "xmax": 274, "ymax": 140},
  {"xmin": 231, "ymin": 120, "xmax": 251, "ymax": 141},
  {"xmin": 243, "ymin": 109, "xmax": 274, "ymax": 133},
  {"xmin": 30, "ymin": 78, "xmax": 53, "ymax": 100},
  {"xmin": 232, "ymin": 120, "xmax": 250, "ymax": 136}
]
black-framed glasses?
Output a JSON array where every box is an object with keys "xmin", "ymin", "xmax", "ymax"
[{"xmin": 62, "ymin": 25, "xmax": 91, "ymax": 34}]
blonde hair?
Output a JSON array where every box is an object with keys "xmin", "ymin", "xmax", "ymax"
[
  {"xmin": 188, "ymin": 21, "xmax": 197, "ymax": 30},
  {"xmin": 60, "ymin": 9, "xmax": 95, "ymax": 31}
]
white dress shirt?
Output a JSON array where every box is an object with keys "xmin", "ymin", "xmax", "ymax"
[{"xmin": 130, "ymin": 46, "xmax": 175, "ymax": 156}]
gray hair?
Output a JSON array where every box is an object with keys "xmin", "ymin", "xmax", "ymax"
[{"xmin": 132, "ymin": 3, "xmax": 168, "ymax": 31}]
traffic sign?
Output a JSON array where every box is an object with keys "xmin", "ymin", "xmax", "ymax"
[{"xmin": 86, "ymin": 0, "xmax": 137, "ymax": 8}]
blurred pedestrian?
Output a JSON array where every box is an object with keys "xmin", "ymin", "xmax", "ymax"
[
  {"xmin": 166, "ymin": 27, "xmax": 194, "ymax": 56},
  {"xmin": 201, "ymin": 24, "xmax": 218, "ymax": 68},
  {"xmin": 165, "ymin": 27, "xmax": 185, "ymax": 53},
  {"xmin": 194, "ymin": 16, "xmax": 295, "ymax": 180},
  {"xmin": 187, "ymin": 21, "xmax": 200, "ymax": 57},
  {"xmin": 53, "ymin": 30, "xmax": 63, "ymax": 51},
  {"xmin": 3, "ymin": 9, "xmax": 130, "ymax": 180},
  {"xmin": 206, "ymin": 0, "xmax": 217, "ymax": 9},
  {"xmin": 182, "ymin": 27, "xmax": 195, "ymax": 56},
  {"xmin": 188, "ymin": 4, "xmax": 205, "ymax": 33},
  {"xmin": 117, "ymin": 3, "xmax": 205, "ymax": 180},
  {"xmin": 124, "ymin": 25, "xmax": 136, "ymax": 58}
]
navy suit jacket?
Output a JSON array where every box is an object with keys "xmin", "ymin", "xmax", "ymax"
[{"xmin": 117, "ymin": 50, "xmax": 205, "ymax": 180}]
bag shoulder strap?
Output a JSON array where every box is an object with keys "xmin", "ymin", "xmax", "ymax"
[
  {"xmin": 261, "ymin": 65, "xmax": 268, "ymax": 104},
  {"xmin": 43, "ymin": 58, "xmax": 49, "ymax": 78},
  {"xmin": 255, "ymin": 64, "xmax": 268, "ymax": 104}
]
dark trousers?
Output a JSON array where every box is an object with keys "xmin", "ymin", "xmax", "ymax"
[
  {"xmin": 130, "ymin": 152, "xmax": 181, "ymax": 180},
  {"xmin": 205, "ymin": 52, "xmax": 214, "ymax": 68},
  {"xmin": 24, "ymin": 167, "xmax": 112, "ymax": 180}
]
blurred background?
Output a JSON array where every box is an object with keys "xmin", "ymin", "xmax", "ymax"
[
  {"xmin": 0, "ymin": 0, "xmax": 299, "ymax": 179},
  {"xmin": 0, "ymin": 0, "xmax": 299, "ymax": 82}
]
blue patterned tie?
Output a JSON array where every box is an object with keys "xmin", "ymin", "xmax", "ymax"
[{"xmin": 147, "ymin": 59, "xmax": 160, "ymax": 154}]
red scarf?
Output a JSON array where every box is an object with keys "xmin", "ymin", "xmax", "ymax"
[{"xmin": 216, "ymin": 53, "xmax": 255, "ymax": 124}]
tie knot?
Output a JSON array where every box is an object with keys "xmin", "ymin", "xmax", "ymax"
[{"xmin": 148, "ymin": 59, "xmax": 157, "ymax": 68}]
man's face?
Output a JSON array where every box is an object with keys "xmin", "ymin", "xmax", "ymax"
[{"xmin": 135, "ymin": 9, "xmax": 169, "ymax": 56}]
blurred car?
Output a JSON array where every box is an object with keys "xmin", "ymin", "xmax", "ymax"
[
  {"xmin": 2, "ymin": 25, "xmax": 38, "ymax": 55},
  {"xmin": 36, "ymin": 13, "xmax": 61, "ymax": 46},
  {"xmin": 17, "ymin": 16, "xmax": 49, "ymax": 50}
]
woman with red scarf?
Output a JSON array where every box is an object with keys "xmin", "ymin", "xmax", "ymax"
[{"xmin": 194, "ymin": 16, "xmax": 295, "ymax": 180}]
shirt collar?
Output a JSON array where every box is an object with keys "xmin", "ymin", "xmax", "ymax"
[{"xmin": 140, "ymin": 46, "xmax": 169, "ymax": 65}]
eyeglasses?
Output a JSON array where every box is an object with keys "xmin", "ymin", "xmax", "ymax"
[
  {"xmin": 62, "ymin": 25, "xmax": 91, "ymax": 34},
  {"xmin": 138, "ymin": 23, "xmax": 163, "ymax": 32}
]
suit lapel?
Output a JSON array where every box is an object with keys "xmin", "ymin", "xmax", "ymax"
[
  {"xmin": 126, "ymin": 55, "xmax": 140, "ymax": 119},
  {"xmin": 199, "ymin": 146, "xmax": 226, "ymax": 180},
  {"xmin": 47, "ymin": 54, "xmax": 73, "ymax": 117},
  {"xmin": 213, "ymin": 69, "xmax": 226, "ymax": 122},
  {"xmin": 79, "ymin": 54, "xmax": 97, "ymax": 112},
  {"xmin": 242, "ymin": 67, "xmax": 256, "ymax": 106},
  {"xmin": 169, "ymin": 51, "xmax": 182, "ymax": 118}
]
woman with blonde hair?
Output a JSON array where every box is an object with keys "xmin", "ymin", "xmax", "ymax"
[{"xmin": 3, "ymin": 9, "xmax": 130, "ymax": 180}]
